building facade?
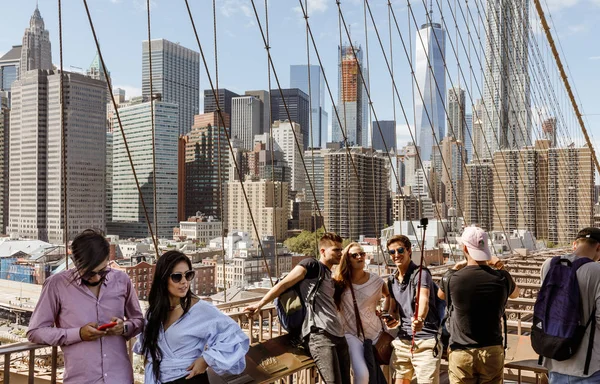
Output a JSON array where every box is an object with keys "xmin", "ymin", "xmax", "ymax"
[
  {"xmin": 290, "ymin": 65, "xmax": 328, "ymax": 148},
  {"xmin": 271, "ymin": 120, "xmax": 305, "ymax": 191},
  {"xmin": 464, "ymin": 160, "xmax": 494, "ymax": 231},
  {"xmin": 371, "ymin": 120, "xmax": 396, "ymax": 152},
  {"xmin": 269, "ymin": 88, "xmax": 310, "ymax": 150},
  {"xmin": 482, "ymin": 0, "xmax": 531, "ymax": 158},
  {"xmin": 19, "ymin": 6, "xmax": 52, "ymax": 79},
  {"xmin": 110, "ymin": 101, "xmax": 179, "ymax": 238},
  {"xmin": 224, "ymin": 179, "xmax": 289, "ymax": 242},
  {"xmin": 447, "ymin": 87, "xmax": 465, "ymax": 143},
  {"xmin": 324, "ymin": 147, "xmax": 388, "ymax": 239},
  {"xmin": 331, "ymin": 45, "xmax": 369, "ymax": 147},
  {"xmin": 415, "ymin": 22, "xmax": 446, "ymax": 162},
  {"xmin": 203, "ymin": 88, "xmax": 239, "ymax": 121},
  {"xmin": 142, "ymin": 39, "xmax": 200, "ymax": 135},
  {"xmin": 8, "ymin": 70, "xmax": 106, "ymax": 242},
  {"xmin": 184, "ymin": 112, "xmax": 229, "ymax": 219},
  {"xmin": 231, "ymin": 95, "xmax": 262, "ymax": 150}
]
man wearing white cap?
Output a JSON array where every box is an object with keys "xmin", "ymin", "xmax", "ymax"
[{"xmin": 437, "ymin": 226, "xmax": 519, "ymax": 383}]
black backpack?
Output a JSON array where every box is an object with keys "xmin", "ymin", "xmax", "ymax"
[{"xmin": 274, "ymin": 261, "xmax": 325, "ymax": 346}]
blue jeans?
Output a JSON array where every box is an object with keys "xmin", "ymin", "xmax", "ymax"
[{"xmin": 549, "ymin": 370, "xmax": 600, "ymax": 383}]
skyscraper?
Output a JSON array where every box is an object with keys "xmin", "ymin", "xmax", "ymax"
[
  {"xmin": 0, "ymin": 92, "xmax": 9, "ymax": 233},
  {"xmin": 245, "ymin": 90, "xmax": 270, "ymax": 134},
  {"xmin": 331, "ymin": 45, "xmax": 369, "ymax": 147},
  {"xmin": 19, "ymin": 6, "xmax": 52, "ymax": 79},
  {"xmin": 415, "ymin": 21, "xmax": 446, "ymax": 162},
  {"xmin": 0, "ymin": 45, "xmax": 21, "ymax": 98},
  {"xmin": 185, "ymin": 113, "xmax": 229, "ymax": 219},
  {"xmin": 203, "ymin": 88, "xmax": 239, "ymax": 126},
  {"xmin": 142, "ymin": 39, "xmax": 200, "ymax": 135},
  {"xmin": 371, "ymin": 120, "xmax": 396, "ymax": 152},
  {"xmin": 465, "ymin": 113, "xmax": 473, "ymax": 163},
  {"xmin": 231, "ymin": 95, "xmax": 262, "ymax": 150},
  {"xmin": 482, "ymin": 0, "xmax": 530, "ymax": 157},
  {"xmin": 8, "ymin": 70, "xmax": 107, "ymax": 242},
  {"xmin": 271, "ymin": 120, "xmax": 305, "ymax": 191},
  {"xmin": 110, "ymin": 100, "xmax": 179, "ymax": 238},
  {"xmin": 290, "ymin": 65, "xmax": 328, "ymax": 148},
  {"xmin": 269, "ymin": 88, "xmax": 310, "ymax": 150},
  {"xmin": 324, "ymin": 147, "xmax": 388, "ymax": 239},
  {"xmin": 447, "ymin": 87, "xmax": 465, "ymax": 142}
]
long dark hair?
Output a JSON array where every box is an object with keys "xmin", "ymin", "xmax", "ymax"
[{"xmin": 141, "ymin": 251, "xmax": 194, "ymax": 381}]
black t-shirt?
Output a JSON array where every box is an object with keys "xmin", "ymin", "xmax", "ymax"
[{"xmin": 442, "ymin": 265, "xmax": 516, "ymax": 349}]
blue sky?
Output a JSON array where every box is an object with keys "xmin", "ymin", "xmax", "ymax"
[{"xmin": 1, "ymin": 0, "xmax": 599, "ymax": 148}]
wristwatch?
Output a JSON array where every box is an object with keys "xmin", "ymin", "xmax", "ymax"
[{"xmin": 122, "ymin": 322, "xmax": 128, "ymax": 336}]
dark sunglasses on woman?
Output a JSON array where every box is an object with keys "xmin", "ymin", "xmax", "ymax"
[
  {"xmin": 170, "ymin": 270, "xmax": 196, "ymax": 283},
  {"xmin": 350, "ymin": 251, "xmax": 366, "ymax": 259}
]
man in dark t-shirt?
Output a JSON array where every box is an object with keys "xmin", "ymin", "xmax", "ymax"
[
  {"xmin": 438, "ymin": 226, "xmax": 519, "ymax": 384},
  {"xmin": 245, "ymin": 232, "xmax": 350, "ymax": 384}
]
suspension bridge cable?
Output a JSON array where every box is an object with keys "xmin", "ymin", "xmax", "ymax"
[
  {"xmin": 146, "ymin": 0, "xmax": 158, "ymax": 245},
  {"xmin": 247, "ymin": 0, "xmax": 328, "ymax": 234},
  {"xmin": 57, "ymin": 0, "xmax": 69, "ymax": 267},
  {"xmin": 212, "ymin": 0, "xmax": 228, "ymax": 301},
  {"xmin": 184, "ymin": 0, "xmax": 274, "ymax": 286},
  {"xmin": 81, "ymin": 0, "xmax": 160, "ymax": 259}
]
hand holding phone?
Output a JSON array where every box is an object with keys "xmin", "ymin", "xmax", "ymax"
[{"xmin": 97, "ymin": 322, "xmax": 117, "ymax": 331}]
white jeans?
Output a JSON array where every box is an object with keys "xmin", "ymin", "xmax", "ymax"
[{"xmin": 345, "ymin": 333, "xmax": 370, "ymax": 384}]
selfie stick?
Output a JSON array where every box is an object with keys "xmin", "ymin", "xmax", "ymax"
[{"xmin": 412, "ymin": 217, "xmax": 429, "ymax": 352}]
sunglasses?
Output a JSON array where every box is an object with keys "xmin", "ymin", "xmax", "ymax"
[
  {"xmin": 170, "ymin": 270, "xmax": 195, "ymax": 283},
  {"xmin": 82, "ymin": 267, "xmax": 111, "ymax": 281},
  {"xmin": 350, "ymin": 251, "xmax": 366, "ymax": 259},
  {"xmin": 388, "ymin": 247, "xmax": 406, "ymax": 255}
]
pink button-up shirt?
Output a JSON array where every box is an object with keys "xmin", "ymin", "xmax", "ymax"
[{"xmin": 27, "ymin": 268, "xmax": 144, "ymax": 383}]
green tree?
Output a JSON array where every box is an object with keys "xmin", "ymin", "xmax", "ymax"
[{"xmin": 284, "ymin": 228, "xmax": 324, "ymax": 257}]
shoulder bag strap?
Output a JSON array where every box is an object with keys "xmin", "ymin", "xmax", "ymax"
[
  {"xmin": 349, "ymin": 282, "xmax": 366, "ymax": 340},
  {"xmin": 584, "ymin": 306, "xmax": 596, "ymax": 375}
]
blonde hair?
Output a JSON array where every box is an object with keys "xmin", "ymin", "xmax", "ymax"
[{"xmin": 333, "ymin": 242, "xmax": 363, "ymax": 308}]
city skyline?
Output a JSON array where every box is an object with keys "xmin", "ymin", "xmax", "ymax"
[{"xmin": 0, "ymin": 3, "xmax": 597, "ymax": 149}]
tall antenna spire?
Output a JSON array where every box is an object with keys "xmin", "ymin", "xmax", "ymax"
[{"xmin": 429, "ymin": 0, "xmax": 434, "ymax": 21}]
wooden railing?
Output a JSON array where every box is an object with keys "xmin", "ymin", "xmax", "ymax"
[{"xmin": 0, "ymin": 342, "xmax": 58, "ymax": 384}]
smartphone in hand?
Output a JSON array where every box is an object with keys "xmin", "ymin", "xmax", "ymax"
[{"xmin": 97, "ymin": 322, "xmax": 117, "ymax": 331}]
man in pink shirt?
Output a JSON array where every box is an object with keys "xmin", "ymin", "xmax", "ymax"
[{"xmin": 27, "ymin": 229, "xmax": 144, "ymax": 383}]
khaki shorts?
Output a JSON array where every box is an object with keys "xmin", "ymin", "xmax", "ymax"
[
  {"xmin": 448, "ymin": 345, "xmax": 504, "ymax": 384},
  {"xmin": 390, "ymin": 338, "xmax": 441, "ymax": 384}
]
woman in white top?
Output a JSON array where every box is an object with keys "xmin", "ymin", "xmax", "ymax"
[{"xmin": 334, "ymin": 242, "xmax": 390, "ymax": 384}]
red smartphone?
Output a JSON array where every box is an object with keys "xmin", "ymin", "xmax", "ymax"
[{"xmin": 97, "ymin": 322, "xmax": 117, "ymax": 331}]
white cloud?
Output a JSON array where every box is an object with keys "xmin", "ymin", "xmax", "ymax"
[
  {"xmin": 221, "ymin": 0, "xmax": 253, "ymax": 18},
  {"xmin": 133, "ymin": 0, "xmax": 157, "ymax": 11},
  {"xmin": 590, "ymin": 56, "xmax": 600, "ymax": 60},
  {"xmin": 109, "ymin": 0, "xmax": 121, "ymax": 4},
  {"xmin": 544, "ymin": 0, "xmax": 580, "ymax": 11},
  {"xmin": 568, "ymin": 23, "xmax": 587, "ymax": 33},
  {"xmin": 114, "ymin": 85, "xmax": 142, "ymax": 98},
  {"xmin": 396, "ymin": 123, "xmax": 416, "ymax": 149},
  {"xmin": 293, "ymin": 0, "xmax": 328, "ymax": 16}
]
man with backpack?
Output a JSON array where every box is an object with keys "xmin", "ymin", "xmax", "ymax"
[
  {"xmin": 533, "ymin": 227, "xmax": 600, "ymax": 383},
  {"xmin": 437, "ymin": 226, "xmax": 519, "ymax": 383},
  {"xmin": 383, "ymin": 234, "xmax": 443, "ymax": 384},
  {"xmin": 244, "ymin": 232, "xmax": 350, "ymax": 384}
]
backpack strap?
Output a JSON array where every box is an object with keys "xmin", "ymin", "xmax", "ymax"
[
  {"xmin": 433, "ymin": 270, "xmax": 454, "ymax": 357},
  {"xmin": 306, "ymin": 261, "xmax": 325, "ymax": 326},
  {"xmin": 387, "ymin": 274, "xmax": 399, "ymax": 312},
  {"xmin": 584, "ymin": 306, "xmax": 596, "ymax": 375}
]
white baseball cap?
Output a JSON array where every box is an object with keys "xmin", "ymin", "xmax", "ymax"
[{"xmin": 461, "ymin": 226, "xmax": 491, "ymax": 261}]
